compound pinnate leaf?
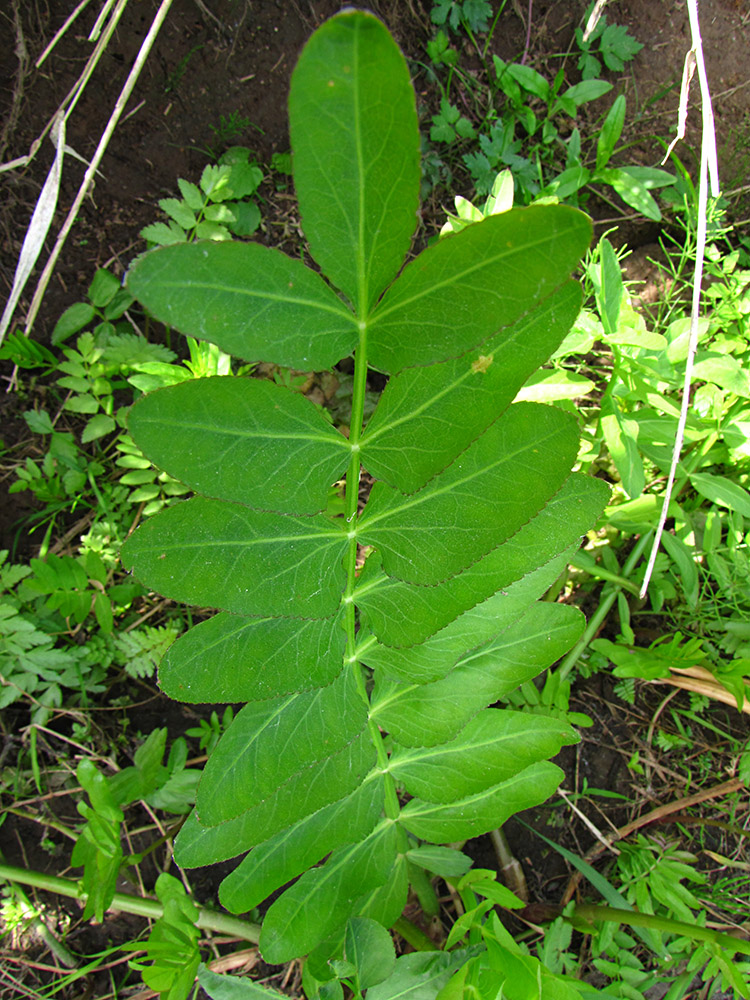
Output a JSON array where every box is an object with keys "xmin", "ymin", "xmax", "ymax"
[
  {"xmin": 174, "ymin": 731, "xmax": 376, "ymax": 866},
  {"xmin": 399, "ymin": 761, "xmax": 563, "ymax": 841},
  {"xmin": 360, "ymin": 550, "xmax": 573, "ymax": 684},
  {"xmin": 360, "ymin": 281, "xmax": 582, "ymax": 492},
  {"xmin": 196, "ymin": 669, "xmax": 368, "ymax": 825},
  {"xmin": 120, "ymin": 8, "xmax": 599, "ymax": 964},
  {"xmin": 370, "ymin": 602, "xmax": 584, "ymax": 746},
  {"xmin": 159, "ymin": 610, "xmax": 346, "ymax": 702},
  {"xmin": 359, "ymin": 402, "xmax": 578, "ymax": 584},
  {"xmin": 126, "ymin": 241, "xmax": 358, "ymax": 370},
  {"xmin": 289, "ymin": 11, "xmax": 420, "ymax": 313},
  {"xmin": 121, "ymin": 498, "xmax": 348, "ymax": 618},
  {"xmin": 357, "ymin": 474, "xmax": 609, "ymax": 648},
  {"xmin": 260, "ymin": 820, "xmax": 397, "ymax": 964},
  {"xmin": 219, "ymin": 778, "xmax": 385, "ymax": 914},
  {"xmin": 367, "ymin": 206, "xmax": 591, "ymax": 373},
  {"xmin": 129, "ymin": 377, "xmax": 350, "ymax": 515},
  {"xmin": 389, "ymin": 709, "xmax": 577, "ymax": 803}
]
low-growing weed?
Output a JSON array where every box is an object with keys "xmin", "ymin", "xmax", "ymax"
[
  {"xmin": 206, "ymin": 111, "xmax": 262, "ymax": 158},
  {"xmin": 430, "ymin": 0, "xmax": 493, "ymax": 36},
  {"xmin": 576, "ymin": 3, "xmax": 644, "ymax": 80},
  {"xmin": 141, "ymin": 146, "xmax": 264, "ymax": 246},
  {"xmin": 423, "ymin": 0, "xmax": 667, "ymax": 219},
  {"xmin": 0, "ymin": 546, "xmax": 184, "ymax": 722}
]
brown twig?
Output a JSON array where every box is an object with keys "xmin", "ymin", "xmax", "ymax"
[{"xmin": 0, "ymin": 0, "xmax": 30, "ymax": 164}]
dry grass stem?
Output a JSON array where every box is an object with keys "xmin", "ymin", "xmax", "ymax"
[{"xmin": 640, "ymin": 0, "xmax": 721, "ymax": 598}]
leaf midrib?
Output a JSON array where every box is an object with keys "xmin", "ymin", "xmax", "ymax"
[
  {"xmin": 137, "ymin": 415, "xmax": 350, "ymax": 449},
  {"xmin": 153, "ymin": 277, "xmax": 357, "ymax": 323}
]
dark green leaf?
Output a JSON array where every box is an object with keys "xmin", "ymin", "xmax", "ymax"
[
  {"xmin": 367, "ymin": 949, "xmax": 481, "ymax": 1000},
  {"xmin": 359, "ymin": 403, "xmax": 578, "ymax": 584},
  {"xmin": 361, "ymin": 282, "xmax": 582, "ymax": 491},
  {"xmin": 219, "ymin": 778, "xmax": 384, "ymax": 913},
  {"xmin": 88, "ymin": 269, "xmax": 121, "ymax": 308},
  {"xmin": 260, "ymin": 820, "xmax": 397, "ymax": 963},
  {"xmin": 228, "ymin": 200, "xmax": 261, "ymax": 236},
  {"xmin": 174, "ymin": 732, "xmax": 376, "ymax": 865},
  {"xmin": 196, "ymin": 669, "xmax": 368, "ymax": 824},
  {"xmin": 199, "ymin": 966, "xmax": 286, "ymax": 998},
  {"xmin": 357, "ymin": 474, "xmax": 609, "ymax": 648},
  {"xmin": 370, "ymin": 602, "xmax": 584, "ymax": 745},
  {"xmin": 160, "ymin": 610, "xmax": 346, "ymax": 702},
  {"xmin": 367, "ymin": 207, "xmax": 591, "ymax": 372},
  {"xmin": 129, "ymin": 377, "xmax": 350, "ymax": 514},
  {"xmin": 121, "ymin": 498, "xmax": 348, "ymax": 618},
  {"xmin": 557, "ymin": 80, "xmax": 612, "ymax": 110},
  {"xmin": 345, "ymin": 917, "xmax": 396, "ymax": 989},
  {"xmin": 507, "ymin": 63, "xmax": 550, "ymax": 101},
  {"xmin": 600, "ymin": 395, "xmax": 644, "ymax": 499},
  {"xmin": 596, "ymin": 168, "xmax": 662, "ymax": 221},
  {"xmin": 289, "ymin": 11, "xmax": 420, "ymax": 312},
  {"xmin": 596, "ymin": 95, "xmax": 625, "ymax": 171},
  {"xmin": 52, "ymin": 302, "xmax": 96, "ymax": 345},
  {"xmin": 596, "ymin": 237, "xmax": 623, "ymax": 337},
  {"xmin": 405, "ymin": 845, "xmax": 472, "ymax": 878},
  {"xmin": 690, "ymin": 472, "xmax": 750, "ymax": 517},
  {"xmin": 399, "ymin": 761, "xmax": 563, "ymax": 841},
  {"xmin": 126, "ymin": 242, "xmax": 359, "ymax": 370},
  {"xmin": 389, "ymin": 709, "xmax": 577, "ymax": 802},
  {"xmin": 82, "ymin": 413, "xmax": 116, "ymax": 443}
]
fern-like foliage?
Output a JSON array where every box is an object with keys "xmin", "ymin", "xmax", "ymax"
[{"xmin": 120, "ymin": 11, "xmax": 607, "ymax": 966}]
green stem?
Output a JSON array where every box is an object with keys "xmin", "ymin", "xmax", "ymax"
[
  {"xmin": 2, "ymin": 808, "xmax": 77, "ymax": 842},
  {"xmin": 527, "ymin": 900, "xmax": 750, "ymax": 957},
  {"xmin": 557, "ymin": 530, "xmax": 653, "ymax": 682},
  {"xmin": 570, "ymin": 560, "xmax": 641, "ymax": 595},
  {"xmin": 0, "ymin": 864, "xmax": 260, "ymax": 942},
  {"xmin": 343, "ymin": 329, "xmax": 401, "ymax": 825},
  {"xmin": 393, "ymin": 916, "xmax": 439, "ymax": 952},
  {"xmin": 9, "ymin": 878, "xmax": 78, "ymax": 967},
  {"xmin": 482, "ymin": 0, "xmax": 508, "ymax": 60}
]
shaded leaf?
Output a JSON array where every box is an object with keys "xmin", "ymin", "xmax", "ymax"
[
  {"xmin": 359, "ymin": 403, "xmax": 578, "ymax": 584},
  {"xmin": 399, "ymin": 761, "xmax": 562, "ymax": 841},
  {"xmin": 289, "ymin": 11, "xmax": 420, "ymax": 312},
  {"xmin": 367, "ymin": 207, "xmax": 591, "ymax": 372},
  {"xmin": 357, "ymin": 474, "xmax": 609, "ymax": 648},
  {"xmin": 126, "ymin": 242, "xmax": 358, "ymax": 370},
  {"xmin": 361, "ymin": 281, "xmax": 582, "ymax": 491},
  {"xmin": 370, "ymin": 602, "xmax": 584, "ymax": 745},
  {"xmin": 196, "ymin": 669, "xmax": 368, "ymax": 825},
  {"xmin": 260, "ymin": 820, "xmax": 397, "ymax": 963},
  {"xmin": 389, "ymin": 709, "xmax": 577, "ymax": 802},
  {"xmin": 160, "ymin": 610, "xmax": 346, "ymax": 702},
  {"xmin": 121, "ymin": 498, "xmax": 348, "ymax": 618},
  {"xmin": 219, "ymin": 778, "xmax": 384, "ymax": 913},
  {"xmin": 174, "ymin": 732, "xmax": 376, "ymax": 865},
  {"xmin": 129, "ymin": 377, "xmax": 350, "ymax": 515}
]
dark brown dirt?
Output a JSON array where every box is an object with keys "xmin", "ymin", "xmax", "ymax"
[{"xmin": 1, "ymin": 0, "xmax": 748, "ymax": 347}]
